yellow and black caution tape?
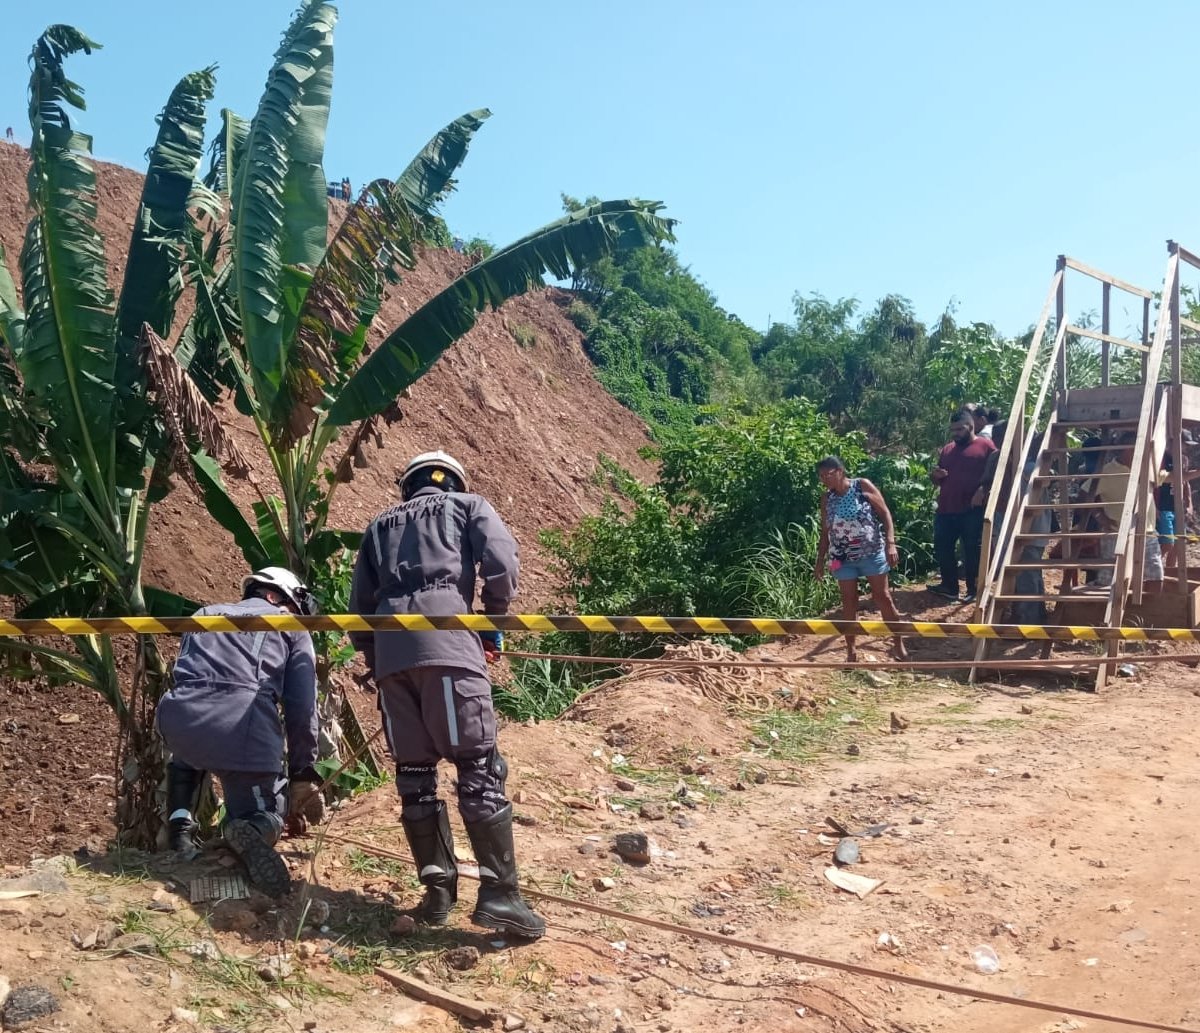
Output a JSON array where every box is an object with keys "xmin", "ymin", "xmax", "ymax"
[{"xmin": 0, "ymin": 612, "xmax": 1198, "ymax": 643}]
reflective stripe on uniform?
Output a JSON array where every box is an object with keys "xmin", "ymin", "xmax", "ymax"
[
  {"xmin": 249, "ymin": 631, "xmax": 267, "ymax": 659},
  {"xmin": 443, "ymin": 675, "xmax": 459, "ymax": 748}
]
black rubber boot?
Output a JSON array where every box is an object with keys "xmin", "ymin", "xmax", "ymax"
[
  {"xmin": 165, "ymin": 763, "xmax": 203, "ymax": 858},
  {"xmin": 401, "ymin": 803, "xmax": 458, "ymax": 926},
  {"xmin": 464, "ymin": 804, "xmax": 545, "ymax": 939},
  {"xmin": 225, "ymin": 813, "xmax": 290, "ymax": 898}
]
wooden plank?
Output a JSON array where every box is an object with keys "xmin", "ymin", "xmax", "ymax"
[
  {"xmin": 969, "ymin": 271, "xmax": 1064, "ymax": 683},
  {"xmin": 1180, "ymin": 315, "xmax": 1200, "ymax": 334},
  {"xmin": 1065, "ymin": 324, "xmax": 1150, "ymax": 352},
  {"xmin": 994, "ymin": 594, "xmax": 1109, "ymax": 602},
  {"xmin": 1175, "ymin": 242, "xmax": 1200, "ymax": 270},
  {"xmin": 1102, "ymin": 281, "xmax": 1111, "ymax": 386},
  {"xmin": 1032, "ymin": 471, "xmax": 1131, "ymax": 480},
  {"xmin": 1061, "ymin": 256, "xmax": 1154, "ymax": 298},
  {"xmin": 1180, "ymin": 383, "xmax": 1200, "ymax": 421},
  {"xmin": 1015, "ymin": 531, "xmax": 1117, "ymax": 538},
  {"xmin": 1006, "ymin": 562, "xmax": 1114, "ymax": 570},
  {"xmin": 1025, "ymin": 502, "xmax": 1109, "ymax": 510},
  {"xmin": 374, "ymin": 967, "xmax": 498, "ymax": 1022}
]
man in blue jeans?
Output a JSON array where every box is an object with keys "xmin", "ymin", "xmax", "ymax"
[{"xmin": 930, "ymin": 409, "xmax": 996, "ymax": 602}]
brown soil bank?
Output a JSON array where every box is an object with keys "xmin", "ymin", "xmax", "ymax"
[{"xmin": 0, "ymin": 142, "xmax": 655, "ymax": 606}]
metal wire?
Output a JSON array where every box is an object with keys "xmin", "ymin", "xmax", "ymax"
[{"xmin": 322, "ymin": 833, "xmax": 1200, "ymax": 1033}]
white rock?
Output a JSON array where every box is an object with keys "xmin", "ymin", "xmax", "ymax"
[
  {"xmin": 170, "ymin": 1006, "xmax": 199, "ymax": 1024},
  {"xmin": 503, "ymin": 1015, "xmax": 526, "ymax": 1031}
]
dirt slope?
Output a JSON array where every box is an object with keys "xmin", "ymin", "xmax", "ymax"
[{"xmin": 0, "ymin": 142, "xmax": 654, "ymax": 605}]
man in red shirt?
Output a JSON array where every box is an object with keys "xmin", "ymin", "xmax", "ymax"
[{"xmin": 929, "ymin": 409, "xmax": 996, "ymax": 602}]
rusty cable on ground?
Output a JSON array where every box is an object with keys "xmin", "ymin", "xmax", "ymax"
[
  {"xmin": 316, "ymin": 832, "xmax": 1200, "ymax": 1033},
  {"xmin": 500, "ymin": 648, "xmax": 1200, "ymax": 672}
]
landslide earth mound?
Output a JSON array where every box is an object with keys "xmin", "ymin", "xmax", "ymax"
[
  {"xmin": 0, "ymin": 142, "xmax": 654, "ymax": 862},
  {"xmin": 0, "ymin": 143, "xmax": 655, "ymax": 606}
]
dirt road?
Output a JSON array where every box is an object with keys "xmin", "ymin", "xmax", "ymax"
[{"xmin": 2, "ymin": 617, "xmax": 1199, "ymax": 1032}]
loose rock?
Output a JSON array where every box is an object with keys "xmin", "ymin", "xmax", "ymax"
[
  {"xmin": 257, "ymin": 956, "xmax": 293, "ymax": 982},
  {"xmin": 170, "ymin": 1006, "xmax": 199, "ymax": 1024},
  {"xmin": 614, "ymin": 777, "xmax": 637, "ymax": 792},
  {"xmin": 639, "ymin": 802, "xmax": 666, "ymax": 821},
  {"xmin": 834, "ymin": 839, "xmax": 860, "ymax": 866},
  {"xmin": 2, "ymin": 985, "xmax": 60, "ymax": 1030},
  {"xmin": 594, "ymin": 877, "xmax": 617, "ymax": 891},
  {"xmin": 503, "ymin": 1015, "xmax": 526, "ymax": 1031},
  {"xmin": 389, "ymin": 915, "xmax": 417, "ymax": 936},
  {"xmin": 613, "ymin": 833, "xmax": 651, "ymax": 865},
  {"xmin": 305, "ymin": 899, "xmax": 331, "ymax": 927},
  {"xmin": 443, "ymin": 945, "xmax": 480, "ymax": 971},
  {"xmin": 109, "ymin": 932, "xmax": 156, "ymax": 955},
  {"xmin": 890, "ymin": 712, "xmax": 910, "ymax": 733}
]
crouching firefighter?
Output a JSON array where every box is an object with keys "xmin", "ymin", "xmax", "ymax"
[
  {"xmin": 350, "ymin": 451, "xmax": 544, "ymax": 939},
  {"xmin": 155, "ymin": 568, "xmax": 324, "ymax": 897}
]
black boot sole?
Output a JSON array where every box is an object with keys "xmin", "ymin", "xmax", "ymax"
[
  {"xmin": 471, "ymin": 907, "xmax": 545, "ymax": 940},
  {"xmin": 225, "ymin": 820, "xmax": 291, "ymax": 898}
]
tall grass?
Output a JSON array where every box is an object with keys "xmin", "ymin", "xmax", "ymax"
[
  {"xmin": 493, "ymin": 656, "xmax": 586, "ymax": 721},
  {"xmin": 724, "ymin": 521, "xmax": 841, "ymax": 618}
]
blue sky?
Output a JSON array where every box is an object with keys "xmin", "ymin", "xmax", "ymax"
[{"xmin": 1, "ymin": 1, "xmax": 1196, "ymax": 338}]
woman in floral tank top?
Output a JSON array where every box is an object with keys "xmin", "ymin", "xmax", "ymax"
[{"xmin": 814, "ymin": 456, "xmax": 908, "ymax": 662}]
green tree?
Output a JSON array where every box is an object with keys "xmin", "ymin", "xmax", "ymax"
[
  {"xmin": 173, "ymin": 2, "xmax": 675, "ymax": 673},
  {"xmin": 0, "ymin": 28, "xmax": 223, "ymax": 845}
]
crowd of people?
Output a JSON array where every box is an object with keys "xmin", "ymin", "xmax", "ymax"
[{"xmin": 813, "ymin": 399, "xmax": 1200, "ymax": 659}]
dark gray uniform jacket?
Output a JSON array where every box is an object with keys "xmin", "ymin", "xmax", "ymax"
[
  {"xmin": 156, "ymin": 597, "xmax": 319, "ymax": 775},
  {"xmin": 349, "ymin": 487, "xmax": 519, "ymax": 679}
]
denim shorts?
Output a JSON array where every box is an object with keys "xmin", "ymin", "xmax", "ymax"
[
  {"xmin": 831, "ymin": 552, "xmax": 890, "ymax": 581},
  {"xmin": 1157, "ymin": 509, "xmax": 1176, "ymax": 546}
]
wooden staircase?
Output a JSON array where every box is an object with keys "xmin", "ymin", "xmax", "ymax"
[{"xmin": 972, "ymin": 245, "xmax": 1200, "ymax": 690}]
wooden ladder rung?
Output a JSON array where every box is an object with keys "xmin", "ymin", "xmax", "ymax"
[
  {"xmin": 1041, "ymin": 446, "xmax": 1118, "ymax": 453},
  {"xmin": 1024, "ymin": 503, "xmax": 1106, "ymax": 510},
  {"xmin": 1030, "ymin": 472, "xmax": 1129, "ymax": 480},
  {"xmin": 1056, "ymin": 418, "xmax": 1138, "ymax": 427},
  {"xmin": 1004, "ymin": 562, "xmax": 1116, "ymax": 570},
  {"xmin": 1015, "ymin": 531, "xmax": 1117, "ymax": 538},
  {"xmin": 992, "ymin": 593, "xmax": 1109, "ymax": 602}
]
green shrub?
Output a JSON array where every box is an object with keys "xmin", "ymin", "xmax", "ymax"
[
  {"xmin": 493, "ymin": 657, "xmax": 582, "ymax": 721},
  {"xmin": 724, "ymin": 521, "xmax": 840, "ymax": 618}
]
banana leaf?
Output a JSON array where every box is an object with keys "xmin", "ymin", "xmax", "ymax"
[{"xmin": 326, "ymin": 200, "xmax": 676, "ymax": 425}]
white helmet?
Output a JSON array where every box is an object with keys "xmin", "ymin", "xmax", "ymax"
[
  {"xmin": 398, "ymin": 450, "xmax": 469, "ymax": 498},
  {"xmin": 242, "ymin": 566, "xmax": 317, "ymax": 616}
]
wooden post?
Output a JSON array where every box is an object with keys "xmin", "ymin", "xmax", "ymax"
[
  {"xmin": 1101, "ymin": 282, "xmax": 1111, "ymax": 386},
  {"xmin": 1143, "ymin": 296, "xmax": 1152, "ymax": 382},
  {"xmin": 1168, "ymin": 242, "xmax": 1188, "ymax": 595},
  {"xmin": 1056, "ymin": 255, "xmax": 1067, "ymax": 395}
]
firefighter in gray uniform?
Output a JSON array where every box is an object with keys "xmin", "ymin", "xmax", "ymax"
[
  {"xmin": 155, "ymin": 567, "xmax": 324, "ymax": 897},
  {"xmin": 350, "ymin": 451, "xmax": 545, "ymax": 939}
]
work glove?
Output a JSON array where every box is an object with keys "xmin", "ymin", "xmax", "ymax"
[
  {"xmin": 478, "ymin": 629, "xmax": 505, "ymax": 661},
  {"xmin": 287, "ymin": 775, "xmax": 326, "ymax": 834}
]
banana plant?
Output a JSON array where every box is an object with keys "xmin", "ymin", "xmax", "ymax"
[
  {"xmin": 174, "ymin": 1, "xmax": 676, "ymax": 655},
  {"xmin": 0, "ymin": 26, "xmax": 224, "ymax": 847}
]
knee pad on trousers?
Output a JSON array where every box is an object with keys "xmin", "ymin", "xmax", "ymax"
[
  {"xmin": 455, "ymin": 747, "xmax": 508, "ymax": 824},
  {"xmin": 395, "ymin": 763, "xmax": 440, "ymax": 821}
]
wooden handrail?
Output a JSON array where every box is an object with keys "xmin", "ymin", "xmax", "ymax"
[
  {"xmin": 1061, "ymin": 256, "xmax": 1155, "ymax": 299},
  {"xmin": 976, "ymin": 269, "xmax": 1063, "ymax": 595},
  {"xmin": 1065, "ymin": 324, "xmax": 1150, "ymax": 353},
  {"xmin": 1108, "ymin": 251, "xmax": 1179, "ymax": 613}
]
